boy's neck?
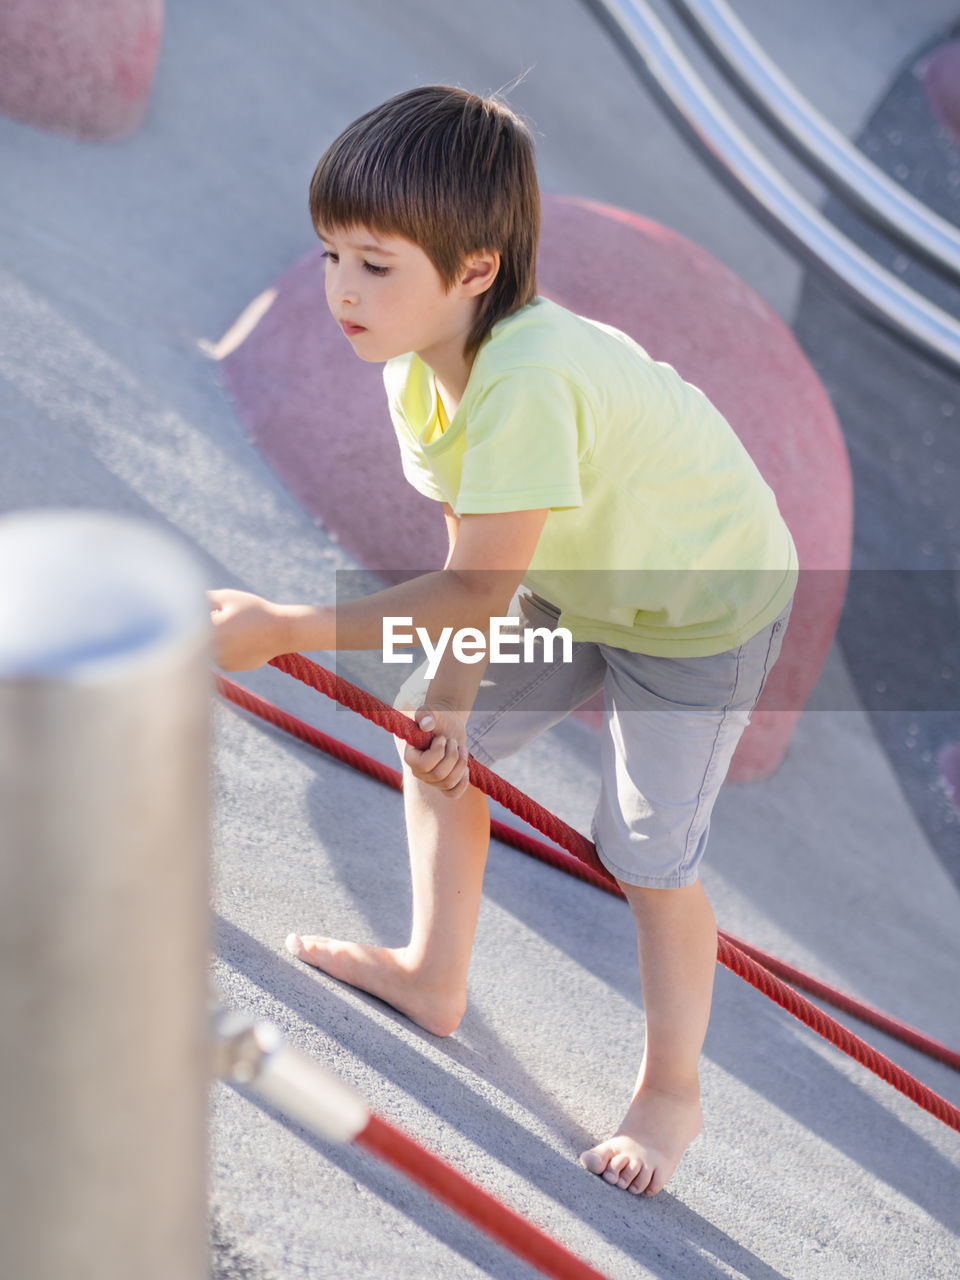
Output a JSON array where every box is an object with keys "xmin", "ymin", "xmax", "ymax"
[
  {"xmin": 416, "ymin": 292, "xmax": 485, "ymax": 408},
  {"xmin": 433, "ymin": 373, "xmax": 464, "ymax": 421},
  {"xmin": 419, "ymin": 339, "xmax": 474, "ymax": 412}
]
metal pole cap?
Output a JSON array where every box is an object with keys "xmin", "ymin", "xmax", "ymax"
[{"xmin": 0, "ymin": 510, "xmax": 209, "ymax": 681}]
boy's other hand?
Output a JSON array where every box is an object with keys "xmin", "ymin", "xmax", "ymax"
[
  {"xmin": 208, "ymin": 588, "xmax": 290, "ymax": 672},
  {"xmin": 404, "ymin": 705, "xmax": 471, "ymax": 800}
]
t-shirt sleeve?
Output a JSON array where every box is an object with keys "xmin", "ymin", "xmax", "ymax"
[
  {"xmin": 397, "ymin": 440, "xmax": 446, "ymax": 502},
  {"xmin": 454, "ymin": 368, "xmax": 587, "ymax": 515}
]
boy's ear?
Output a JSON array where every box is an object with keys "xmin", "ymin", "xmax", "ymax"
[{"xmin": 459, "ymin": 249, "xmax": 501, "ymax": 298}]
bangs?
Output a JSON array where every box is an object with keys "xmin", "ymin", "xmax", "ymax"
[
  {"xmin": 309, "ymin": 98, "xmax": 462, "ymax": 282},
  {"xmin": 309, "ymin": 140, "xmax": 414, "ymax": 238}
]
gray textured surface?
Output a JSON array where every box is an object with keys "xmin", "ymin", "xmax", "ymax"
[
  {"xmin": 793, "ymin": 24, "xmax": 960, "ymax": 888},
  {"xmin": 1, "ymin": 2, "xmax": 959, "ymax": 1277}
]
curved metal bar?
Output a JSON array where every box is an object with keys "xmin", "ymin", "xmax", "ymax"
[
  {"xmin": 669, "ymin": 0, "xmax": 960, "ymax": 285},
  {"xmin": 581, "ymin": 0, "xmax": 960, "ymax": 373}
]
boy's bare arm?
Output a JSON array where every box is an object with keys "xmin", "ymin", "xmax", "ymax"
[
  {"xmin": 421, "ymin": 507, "xmax": 547, "ymax": 711},
  {"xmin": 396, "ymin": 506, "xmax": 549, "ymax": 801},
  {"xmin": 441, "ymin": 501, "xmax": 459, "ymax": 568},
  {"xmin": 209, "ymin": 508, "xmax": 548, "ymax": 673}
]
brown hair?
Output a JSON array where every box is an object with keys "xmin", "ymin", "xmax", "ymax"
[{"xmin": 309, "ymin": 85, "xmax": 540, "ymax": 358}]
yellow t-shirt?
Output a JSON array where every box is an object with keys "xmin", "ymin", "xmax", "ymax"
[
  {"xmin": 421, "ymin": 384, "xmax": 449, "ymax": 444},
  {"xmin": 383, "ymin": 296, "xmax": 797, "ymax": 657}
]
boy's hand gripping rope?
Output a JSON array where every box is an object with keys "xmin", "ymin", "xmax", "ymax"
[{"xmin": 215, "ymin": 652, "xmax": 960, "ymax": 1135}]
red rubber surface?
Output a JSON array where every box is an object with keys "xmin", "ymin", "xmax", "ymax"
[
  {"xmin": 924, "ymin": 40, "xmax": 960, "ymax": 143},
  {"xmin": 0, "ymin": 0, "xmax": 163, "ymax": 140},
  {"xmin": 939, "ymin": 741, "xmax": 960, "ymax": 818}
]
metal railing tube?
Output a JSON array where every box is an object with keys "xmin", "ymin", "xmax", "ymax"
[
  {"xmin": 581, "ymin": 0, "xmax": 960, "ymax": 372},
  {"xmin": 668, "ymin": 0, "xmax": 960, "ymax": 285},
  {"xmin": 0, "ymin": 511, "xmax": 212, "ymax": 1280},
  {"xmin": 210, "ymin": 1004, "xmax": 371, "ymax": 1142}
]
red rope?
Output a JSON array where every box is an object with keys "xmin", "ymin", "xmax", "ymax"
[
  {"xmin": 714, "ymin": 938, "xmax": 960, "ymax": 1127},
  {"xmin": 355, "ymin": 1114, "xmax": 614, "ymax": 1280},
  {"xmin": 256, "ymin": 659, "xmax": 960, "ymax": 1069},
  {"xmin": 216, "ymin": 658, "xmax": 960, "ymax": 1133},
  {"xmin": 268, "ymin": 653, "xmax": 606, "ymax": 876},
  {"xmin": 216, "ymin": 674, "xmax": 617, "ymax": 897},
  {"xmin": 723, "ymin": 933, "xmax": 960, "ymax": 1073}
]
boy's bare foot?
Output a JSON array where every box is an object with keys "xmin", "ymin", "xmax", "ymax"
[
  {"xmin": 579, "ymin": 1086, "xmax": 702, "ymax": 1196},
  {"xmin": 286, "ymin": 934, "xmax": 466, "ymax": 1038}
]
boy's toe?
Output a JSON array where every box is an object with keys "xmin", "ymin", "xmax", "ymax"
[
  {"xmin": 579, "ymin": 1143, "xmax": 613, "ymax": 1176},
  {"xmin": 616, "ymin": 1157, "xmax": 644, "ymax": 1189}
]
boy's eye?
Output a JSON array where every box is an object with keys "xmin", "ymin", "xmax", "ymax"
[{"xmin": 320, "ymin": 249, "xmax": 387, "ymax": 277}]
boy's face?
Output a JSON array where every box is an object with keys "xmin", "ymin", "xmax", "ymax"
[{"xmin": 317, "ymin": 225, "xmax": 491, "ymax": 366}]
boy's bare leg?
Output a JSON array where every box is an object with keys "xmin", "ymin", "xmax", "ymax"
[
  {"xmin": 580, "ymin": 879, "xmax": 716, "ymax": 1196},
  {"xmin": 288, "ymin": 761, "xmax": 490, "ymax": 1037}
]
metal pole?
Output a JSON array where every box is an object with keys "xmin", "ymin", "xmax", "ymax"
[
  {"xmin": 669, "ymin": 0, "xmax": 960, "ymax": 285},
  {"xmin": 580, "ymin": 0, "xmax": 960, "ymax": 374},
  {"xmin": 0, "ymin": 511, "xmax": 211, "ymax": 1280},
  {"xmin": 211, "ymin": 1003, "xmax": 370, "ymax": 1142},
  {"xmin": 209, "ymin": 1004, "xmax": 617, "ymax": 1280}
]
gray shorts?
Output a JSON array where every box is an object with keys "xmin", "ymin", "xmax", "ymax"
[{"xmin": 396, "ymin": 591, "xmax": 791, "ymax": 889}]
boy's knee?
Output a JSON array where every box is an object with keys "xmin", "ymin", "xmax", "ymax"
[{"xmin": 619, "ymin": 877, "xmax": 707, "ymax": 913}]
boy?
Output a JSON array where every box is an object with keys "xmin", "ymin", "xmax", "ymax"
[{"xmin": 210, "ymin": 85, "xmax": 796, "ymax": 1197}]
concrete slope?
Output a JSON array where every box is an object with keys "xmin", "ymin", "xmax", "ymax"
[{"xmin": 0, "ymin": 2, "xmax": 957, "ymax": 1277}]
